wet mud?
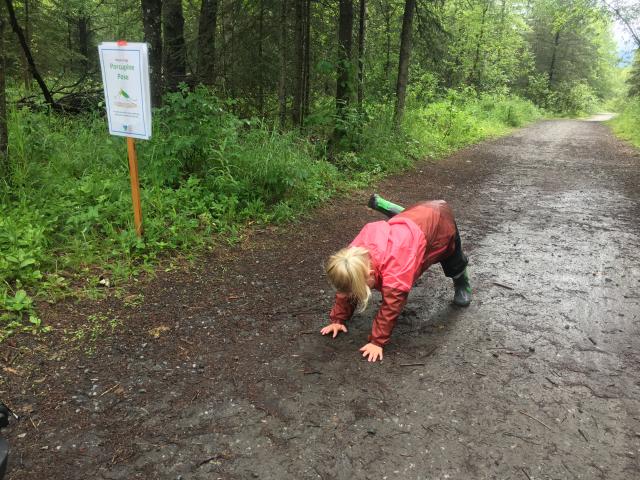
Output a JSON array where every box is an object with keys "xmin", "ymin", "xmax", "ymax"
[{"xmin": 2, "ymin": 119, "xmax": 640, "ymax": 479}]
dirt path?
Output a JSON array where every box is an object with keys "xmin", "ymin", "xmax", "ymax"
[{"xmin": 2, "ymin": 119, "xmax": 640, "ymax": 480}]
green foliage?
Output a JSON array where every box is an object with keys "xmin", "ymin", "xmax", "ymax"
[
  {"xmin": 65, "ymin": 313, "xmax": 121, "ymax": 355},
  {"xmin": 0, "ymin": 88, "xmax": 343, "ymax": 338},
  {"xmin": 0, "ymin": 209, "xmax": 47, "ymax": 286},
  {"xmin": 526, "ymin": 0, "xmax": 619, "ymax": 108},
  {"xmin": 525, "ymin": 74, "xmax": 599, "ymax": 115},
  {"xmin": 609, "ymin": 97, "xmax": 640, "ymax": 148},
  {"xmin": 548, "ymin": 82, "xmax": 599, "ymax": 115},
  {"xmin": 628, "ymin": 51, "xmax": 640, "ymax": 98},
  {"xmin": 0, "ymin": 289, "xmax": 48, "ymax": 341},
  {"xmin": 403, "ymin": 91, "xmax": 543, "ymax": 158}
]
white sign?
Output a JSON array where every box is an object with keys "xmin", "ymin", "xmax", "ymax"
[{"xmin": 98, "ymin": 42, "xmax": 152, "ymax": 140}]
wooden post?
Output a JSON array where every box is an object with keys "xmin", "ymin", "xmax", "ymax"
[{"xmin": 126, "ymin": 137, "xmax": 143, "ymax": 236}]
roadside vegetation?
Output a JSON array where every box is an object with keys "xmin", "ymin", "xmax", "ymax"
[{"xmin": 609, "ymin": 49, "xmax": 640, "ymax": 147}]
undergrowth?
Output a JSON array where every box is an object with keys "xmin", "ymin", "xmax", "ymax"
[
  {"xmin": 0, "ymin": 86, "xmax": 543, "ymax": 339},
  {"xmin": 608, "ymin": 97, "xmax": 640, "ymax": 148}
]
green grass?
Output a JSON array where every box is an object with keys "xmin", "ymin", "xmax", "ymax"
[
  {"xmin": 608, "ymin": 97, "xmax": 640, "ymax": 148},
  {"xmin": 0, "ymin": 87, "xmax": 543, "ymax": 339}
]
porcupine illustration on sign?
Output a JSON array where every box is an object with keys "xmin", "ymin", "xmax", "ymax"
[{"xmin": 114, "ymin": 88, "xmax": 138, "ymax": 109}]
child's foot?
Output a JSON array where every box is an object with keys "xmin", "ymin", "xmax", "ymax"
[{"xmin": 453, "ymin": 269, "xmax": 472, "ymax": 307}]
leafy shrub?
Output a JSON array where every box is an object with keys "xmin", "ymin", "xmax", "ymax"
[
  {"xmin": 548, "ymin": 82, "xmax": 598, "ymax": 115},
  {"xmin": 0, "ymin": 209, "xmax": 47, "ymax": 286},
  {"xmin": 609, "ymin": 97, "xmax": 640, "ymax": 147}
]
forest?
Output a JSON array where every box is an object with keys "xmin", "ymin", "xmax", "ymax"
[{"xmin": 0, "ymin": 0, "xmax": 639, "ymax": 337}]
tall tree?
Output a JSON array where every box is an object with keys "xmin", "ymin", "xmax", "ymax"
[
  {"xmin": 257, "ymin": 0, "xmax": 264, "ymax": 113},
  {"xmin": 0, "ymin": 8, "xmax": 7, "ymax": 175},
  {"xmin": 303, "ymin": 0, "xmax": 311, "ymax": 118},
  {"xmin": 528, "ymin": 0, "xmax": 612, "ymax": 93},
  {"xmin": 627, "ymin": 50, "xmax": 640, "ymax": 96},
  {"xmin": 394, "ymin": 0, "xmax": 415, "ymax": 126},
  {"xmin": 142, "ymin": 0, "xmax": 163, "ymax": 105},
  {"xmin": 163, "ymin": 0, "xmax": 186, "ymax": 91},
  {"xmin": 470, "ymin": 0, "xmax": 489, "ymax": 89},
  {"xmin": 602, "ymin": 0, "xmax": 640, "ymax": 47},
  {"xmin": 20, "ymin": 0, "xmax": 31, "ymax": 90},
  {"xmin": 548, "ymin": 29, "xmax": 560, "ymax": 84},
  {"xmin": 357, "ymin": 0, "xmax": 366, "ymax": 108},
  {"xmin": 335, "ymin": 0, "xmax": 354, "ymax": 114},
  {"xmin": 292, "ymin": 0, "xmax": 308, "ymax": 126},
  {"xmin": 278, "ymin": 0, "xmax": 288, "ymax": 128},
  {"xmin": 77, "ymin": 12, "xmax": 91, "ymax": 74},
  {"xmin": 197, "ymin": 0, "xmax": 217, "ymax": 86},
  {"xmin": 4, "ymin": 0, "xmax": 54, "ymax": 108},
  {"xmin": 382, "ymin": 1, "xmax": 394, "ymax": 84}
]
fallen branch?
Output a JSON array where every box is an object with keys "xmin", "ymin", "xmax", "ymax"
[
  {"xmin": 493, "ymin": 281, "xmax": 514, "ymax": 290},
  {"xmin": 545, "ymin": 376, "xmax": 558, "ymax": 386},
  {"xmin": 400, "ymin": 362, "xmax": 425, "ymax": 367},
  {"xmin": 422, "ymin": 346, "xmax": 438, "ymax": 358},
  {"xmin": 99, "ymin": 384, "xmax": 120, "ymax": 397},
  {"xmin": 519, "ymin": 410, "xmax": 553, "ymax": 431},
  {"xmin": 521, "ymin": 467, "xmax": 532, "ymax": 480},
  {"xmin": 503, "ymin": 432, "xmax": 542, "ymax": 445},
  {"xmin": 578, "ymin": 428, "xmax": 589, "ymax": 442},
  {"xmin": 196, "ymin": 454, "xmax": 227, "ymax": 468}
]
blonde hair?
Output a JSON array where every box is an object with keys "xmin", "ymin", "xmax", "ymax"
[{"xmin": 325, "ymin": 246, "xmax": 371, "ymax": 312}]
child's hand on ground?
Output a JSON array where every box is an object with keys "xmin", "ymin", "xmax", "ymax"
[
  {"xmin": 320, "ymin": 323, "xmax": 348, "ymax": 338},
  {"xmin": 359, "ymin": 343, "xmax": 383, "ymax": 362}
]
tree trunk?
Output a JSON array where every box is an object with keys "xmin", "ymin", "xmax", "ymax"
[
  {"xmin": 302, "ymin": 0, "xmax": 311, "ymax": 119},
  {"xmin": 4, "ymin": 0, "xmax": 55, "ymax": 108},
  {"xmin": 499, "ymin": 0, "xmax": 506, "ymax": 34},
  {"xmin": 278, "ymin": 0, "xmax": 288, "ymax": 129},
  {"xmin": 603, "ymin": 0, "xmax": 640, "ymax": 48},
  {"xmin": 328, "ymin": 0, "xmax": 353, "ymax": 153},
  {"xmin": 0, "ymin": 13, "xmax": 8, "ymax": 175},
  {"xmin": 292, "ymin": 0, "xmax": 305, "ymax": 126},
  {"xmin": 77, "ymin": 15, "xmax": 90, "ymax": 75},
  {"xmin": 470, "ymin": 0, "xmax": 489, "ymax": 90},
  {"xmin": 258, "ymin": 0, "xmax": 265, "ymax": 115},
  {"xmin": 142, "ymin": 0, "xmax": 163, "ymax": 106},
  {"xmin": 394, "ymin": 0, "xmax": 415, "ymax": 127},
  {"xmin": 383, "ymin": 2, "xmax": 391, "ymax": 84},
  {"xmin": 197, "ymin": 0, "xmax": 217, "ymax": 86},
  {"xmin": 335, "ymin": 0, "xmax": 353, "ymax": 113},
  {"xmin": 22, "ymin": 0, "xmax": 30, "ymax": 90},
  {"xmin": 356, "ymin": 0, "xmax": 366, "ymax": 109},
  {"xmin": 548, "ymin": 30, "xmax": 560, "ymax": 85},
  {"xmin": 228, "ymin": 0, "xmax": 239, "ymax": 99},
  {"xmin": 163, "ymin": 0, "xmax": 186, "ymax": 92}
]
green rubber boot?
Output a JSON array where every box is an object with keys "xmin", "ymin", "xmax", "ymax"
[
  {"xmin": 368, "ymin": 194, "xmax": 405, "ymax": 218},
  {"xmin": 453, "ymin": 269, "xmax": 472, "ymax": 307}
]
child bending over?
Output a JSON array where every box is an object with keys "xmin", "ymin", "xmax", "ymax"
[{"xmin": 321, "ymin": 196, "xmax": 471, "ymax": 362}]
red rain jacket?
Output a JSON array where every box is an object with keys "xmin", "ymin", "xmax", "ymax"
[{"xmin": 329, "ymin": 200, "xmax": 457, "ymax": 347}]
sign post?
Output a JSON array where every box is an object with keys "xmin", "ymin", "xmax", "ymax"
[
  {"xmin": 98, "ymin": 41, "xmax": 152, "ymax": 237},
  {"xmin": 126, "ymin": 137, "xmax": 143, "ymax": 236}
]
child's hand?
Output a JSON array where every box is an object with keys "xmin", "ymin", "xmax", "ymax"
[
  {"xmin": 359, "ymin": 343, "xmax": 383, "ymax": 362},
  {"xmin": 320, "ymin": 323, "xmax": 348, "ymax": 338}
]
